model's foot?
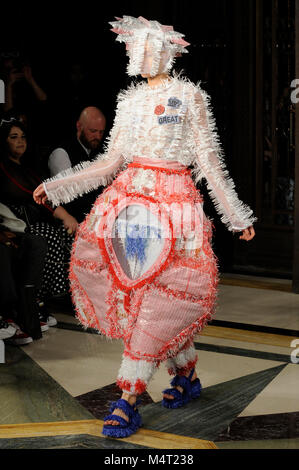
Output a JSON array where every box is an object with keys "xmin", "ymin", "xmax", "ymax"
[
  {"xmin": 104, "ymin": 393, "xmax": 136, "ymax": 426},
  {"xmin": 163, "ymin": 369, "xmax": 197, "ymax": 400}
]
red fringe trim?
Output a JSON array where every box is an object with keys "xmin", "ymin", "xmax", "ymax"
[
  {"xmin": 112, "ymin": 180, "xmax": 202, "ymax": 205},
  {"xmin": 78, "ymin": 223, "xmax": 99, "ymax": 245},
  {"xmin": 123, "ymin": 285, "xmax": 148, "ymax": 346},
  {"xmin": 168, "ymin": 358, "xmax": 198, "ymax": 377},
  {"xmin": 97, "ymin": 194, "xmax": 177, "ymax": 294},
  {"xmin": 116, "ymin": 378, "xmax": 147, "ymax": 395},
  {"xmin": 128, "ymin": 161, "xmax": 191, "ymax": 176},
  {"xmin": 151, "ymin": 282, "xmax": 205, "ymax": 304},
  {"xmin": 122, "ymin": 307, "xmax": 214, "ymax": 364},
  {"xmin": 69, "ymin": 265, "xmax": 104, "ymax": 333},
  {"xmin": 71, "ymin": 258, "xmax": 105, "ymax": 273}
]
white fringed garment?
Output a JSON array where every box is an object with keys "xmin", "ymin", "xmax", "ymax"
[{"xmin": 43, "ymin": 73, "xmax": 257, "ymax": 232}]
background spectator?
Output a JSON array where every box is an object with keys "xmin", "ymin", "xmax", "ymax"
[
  {"xmin": 0, "ymin": 203, "xmax": 49, "ymax": 344},
  {"xmin": 1, "ymin": 57, "xmax": 47, "ymax": 114},
  {"xmin": 0, "ymin": 57, "xmax": 51, "ymax": 172},
  {"xmin": 48, "ymin": 106, "xmax": 106, "ymax": 223},
  {"xmin": 0, "ymin": 120, "xmax": 75, "ymax": 313}
]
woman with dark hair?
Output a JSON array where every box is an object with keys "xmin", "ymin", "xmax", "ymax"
[{"xmin": 0, "ymin": 120, "xmax": 76, "ymax": 323}]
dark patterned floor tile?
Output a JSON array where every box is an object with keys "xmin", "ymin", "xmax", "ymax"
[
  {"xmin": 56, "ymin": 321, "xmax": 99, "ymax": 334},
  {"xmin": 194, "ymin": 342, "xmax": 293, "ymax": 364},
  {"xmin": 140, "ymin": 364, "xmax": 287, "ymax": 441},
  {"xmin": 216, "ymin": 411, "xmax": 299, "ymax": 442},
  {"xmin": 75, "ymin": 383, "xmax": 154, "ymax": 420},
  {"xmin": 210, "ymin": 319, "xmax": 299, "ymax": 338},
  {"xmin": 0, "ymin": 434, "xmax": 147, "ymax": 449}
]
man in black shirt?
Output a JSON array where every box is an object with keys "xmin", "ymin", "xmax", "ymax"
[{"xmin": 48, "ymin": 106, "xmax": 106, "ymax": 223}]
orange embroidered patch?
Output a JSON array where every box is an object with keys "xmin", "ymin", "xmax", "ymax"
[{"xmin": 154, "ymin": 105, "xmax": 165, "ymax": 115}]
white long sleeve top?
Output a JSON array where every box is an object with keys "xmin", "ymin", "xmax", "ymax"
[{"xmin": 43, "ymin": 74, "xmax": 257, "ymax": 232}]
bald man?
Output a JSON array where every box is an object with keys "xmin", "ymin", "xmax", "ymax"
[
  {"xmin": 48, "ymin": 106, "xmax": 106, "ymax": 222},
  {"xmin": 48, "ymin": 106, "xmax": 106, "ymax": 176}
]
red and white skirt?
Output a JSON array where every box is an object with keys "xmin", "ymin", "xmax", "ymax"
[{"xmin": 69, "ymin": 157, "xmax": 219, "ymax": 364}]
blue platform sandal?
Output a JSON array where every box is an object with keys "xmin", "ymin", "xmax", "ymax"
[
  {"xmin": 162, "ymin": 368, "xmax": 202, "ymax": 409},
  {"xmin": 102, "ymin": 398, "xmax": 142, "ymax": 438}
]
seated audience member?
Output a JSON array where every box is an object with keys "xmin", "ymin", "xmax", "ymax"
[
  {"xmin": 0, "ymin": 205, "xmax": 50, "ymax": 345},
  {"xmin": 0, "ymin": 316, "xmax": 16, "ymax": 341},
  {"xmin": 48, "ymin": 106, "xmax": 106, "ymax": 222},
  {"xmin": 0, "ymin": 226, "xmax": 17, "ymax": 341},
  {"xmin": 0, "ymin": 120, "xmax": 74, "ymax": 314},
  {"xmin": 1, "ymin": 110, "xmax": 42, "ymax": 172},
  {"xmin": 0, "ymin": 57, "xmax": 52, "ymax": 170}
]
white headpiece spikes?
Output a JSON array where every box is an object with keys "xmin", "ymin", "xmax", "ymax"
[{"xmin": 109, "ymin": 15, "xmax": 190, "ymax": 77}]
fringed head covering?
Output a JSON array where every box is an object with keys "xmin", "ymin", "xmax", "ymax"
[{"xmin": 109, "ymin": 15, "xmax": 190, "ymax": 77}]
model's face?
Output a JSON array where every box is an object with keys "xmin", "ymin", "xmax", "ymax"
[
  {"xmin": 127, "ymin": 39, "xmax": 155, "ymax": 77},
  {"xmin": 140, "ymin": 42, "xmax": 154, "ymax": 76},
  {"xmin": 7, "ymin": 126, "xmax": 27, "ymax": 158},
  {"xmin": 129, "ymin": 40, "xmax": 170, "ymax": 78}
]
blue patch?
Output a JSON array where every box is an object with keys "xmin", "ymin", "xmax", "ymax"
[
  {"xmin": 125, "ymin": 231, "xmax": 148, "ymax": 265},
  {"xmin": 158, "ymin": 114, "xmax": 181, "ymax": 125},
  {"xmin": 124, "ymin": 224, "xmax": 161, "ymax": 265},
  {"xmin": 167, "ymin": 96, "xmax": 182, "ymax": 108},
  {"xmin": 115, "ymin": 221, "xmax": 161, "ymax": 240},
  {"xmin": 116, "ymin": 222, "xmax": 161, "ymax": 266}
]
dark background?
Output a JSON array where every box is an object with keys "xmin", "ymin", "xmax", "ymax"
[{"xmin": 0, "ymin": 0, "xmax": 232, "ymax": 139}]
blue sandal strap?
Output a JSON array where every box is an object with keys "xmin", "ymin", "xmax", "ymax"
[
  {"xmin": 170, "ymin": 375, "xmax": 192, "ymax": 396},
  {"xmin": 109, "ymin": 398, "xmax": 136, "ymax": 419},
  {"xmin": 103, "ymin": 413, "xmax": 129, "ymax": 427},
  {"xmin": 162, "ymin": 369, "xmax": 200, "ymax": 409},
  {"xmin": 103, "ymin": 399, "xmax": 142, "ymax": 438},
  {"xmin": 162, "ymin": 387, "xmax": 183, "ymax": 401}
]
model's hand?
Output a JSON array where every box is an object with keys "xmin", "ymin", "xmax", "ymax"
[
  {"xmin": 33, "ymin": 184, "xmax": 48, "ymax": 205},
  {"xmin": 62, "ymin": 214, "xmax": 78, "ymax": 235},
  {"xmin": 239, "ymin": 225, "xmax": 255, "ymax": 241}
]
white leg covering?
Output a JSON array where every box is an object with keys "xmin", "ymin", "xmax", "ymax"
[
  {"xmin": 166, "ymin": 342, "xmax": 198, "ymax": 376},
  {"xmin": 117, "ymin": 355, "xmax": 159, "ymax": 395}
]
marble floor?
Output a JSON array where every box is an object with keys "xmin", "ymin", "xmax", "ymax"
[{"xmin": 0, "ymin": 273, "xmax": 299, "ymax": 450}]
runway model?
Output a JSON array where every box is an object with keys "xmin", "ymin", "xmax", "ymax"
[{"xmin": 34, "ymin": 15, "xmax": 256, "ymax": 438}]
